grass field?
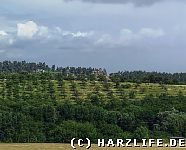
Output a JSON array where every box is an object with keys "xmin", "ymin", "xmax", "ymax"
[{"xmin": 0, "ymin": 144, "xmax": 184, "ymax": 150}]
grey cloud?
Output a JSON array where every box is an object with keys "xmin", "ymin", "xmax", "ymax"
[
  {"xmin": 1, "ymin": 0, "xmax": 186, "ymax": 73},
  {"xmin": 64, "ymin": 0, "xmax": 164, "ymax": 6}
]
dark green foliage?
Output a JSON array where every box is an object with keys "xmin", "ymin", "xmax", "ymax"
[
  {"xmin": 0, "ymin": 61, "xmax": 108, "ymax": 81},
  {"xmin": 133, "ymin": 126, "xmax": 149, "ymax": 141},
  {"xmin": 128, "ymin": 90, "xmax": 136, "ymax": 99},
  {"xmin": 48, "ymin": 121, "xmax": 98, "ymax": 143},
  {"xmin": 110, "ymin": 71, "xmax": 186, "ymax": 85},
  {"xmin": 157, "ymin": 109, "xmax": 186, "ymax": 137}
]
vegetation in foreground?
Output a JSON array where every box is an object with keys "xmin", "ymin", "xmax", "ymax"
[{"xmin": 0, "ymin": 61, "xmax": 185, "ymax": 143}]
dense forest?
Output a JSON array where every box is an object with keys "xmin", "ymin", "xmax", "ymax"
[
  {"xmin": 110, "ymin": 71, "xmax": 186, "ymax": 85},
  {"xmin": 0, "ymin": 61, "xmax": 107, "ymax": 80},
  {"xmin": 0, "ymin": 61, "xmax": 185, "ymax": 143}
]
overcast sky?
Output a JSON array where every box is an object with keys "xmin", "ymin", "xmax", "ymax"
[{"xmin": 0, "ymin": 0, "xmax": 186, "ymax": 72}]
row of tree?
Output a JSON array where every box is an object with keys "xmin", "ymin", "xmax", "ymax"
[
  {"xmin": 0, "ymin": 61, "xmax": 107, "ymax": 80},
  {"xmin": 2, "ymin": 61, "xmax": 186, "ymax": 84},
  {"xmin": 110, "ymin": 71, "xmax": 186, "ymax": 84}
]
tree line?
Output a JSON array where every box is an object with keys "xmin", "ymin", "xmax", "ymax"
[
  {"xmin": 2, "ymin": 61, "xmax": 186, "ymax": 84},
  {"xmin": 110, "ymin": 71, "xmax": 186, "ymax": 85}
]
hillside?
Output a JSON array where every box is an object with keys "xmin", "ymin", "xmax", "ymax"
[
  {"xmin": 0, "ymin": 62, "xmax": 185, "ymax": 143},
  {"xmin": 1, "ymin": 74, "xmax": 186, "ymax": 102}
]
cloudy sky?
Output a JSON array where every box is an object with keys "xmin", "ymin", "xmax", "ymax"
[{"xmin": 0, "ymin": 0, "xmax": 186, "ymax": 72}]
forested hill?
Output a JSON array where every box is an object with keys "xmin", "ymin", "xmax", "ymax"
[
  {"xmin": 0, "ymin": 61, "xmax": 107, "ymax": 76},
  {"xmin": 1, "ymin": 61, "xmax": 186, "ymax": 84},
  {"xmin": 0, "ymin": 61, "xmax": 185, "ymax": 143}
]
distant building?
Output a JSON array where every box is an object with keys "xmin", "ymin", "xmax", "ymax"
[{"xmin": 36, "ymin": 69, "xmax": 45, "ymax": 73}]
